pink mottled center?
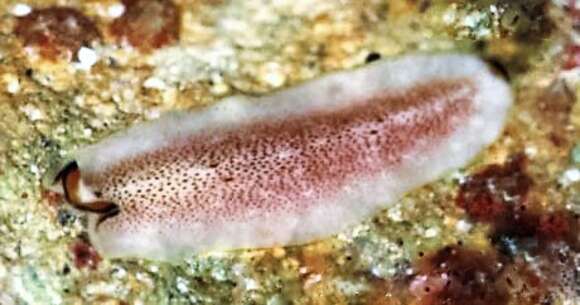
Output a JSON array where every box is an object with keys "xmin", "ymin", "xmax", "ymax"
[{"xmin": 91, "ymin": 79, "xmax": 475, "ymax": 228}]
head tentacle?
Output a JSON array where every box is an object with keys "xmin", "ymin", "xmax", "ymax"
[{"xmin": 57, "ymin": 161, "xmax": 120, "ymax": 227}]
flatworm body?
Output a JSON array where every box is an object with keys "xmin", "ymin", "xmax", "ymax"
[{"xmin": 55, "ymin": 54, "xmax": 512, "ymax": 260}]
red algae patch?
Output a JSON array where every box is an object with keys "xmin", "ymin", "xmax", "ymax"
[
  {"xmin": 456, "ymin": 154, "xmax": 579, "ymax": 250},
  {"xmin": 563, "ymin": 44, "xmax": 580, "ymax": 70},
  {"xmin": 70, "ymin": 239, "xmax": 101, "ymax": 270},
  {"xmin": 40, "ymin": 189, "xmax": 63, "ymax": 208},
  {"xmin": 110, "ymin": 0, "xmax": 180, "ymax": 52},
  {"xmin": 14, "ymin": 7, "xmax": 101, "ymax": 61},
  {"xmin": 537, "ymin": 211, "xmax": 578, "ymax": 243},
  {"xmin": 456, "ymin": 153, "xmax": 532, "ymax": 223},
  {"xmin": 375, "ymin": 154, "xmax": 580, "ymax": 305},
  {"xmin": 451, "ymin": 154, "xmax": 580, "ymax": 302}
]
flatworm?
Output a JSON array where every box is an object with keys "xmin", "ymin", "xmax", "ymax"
[{"xmin": 53, "ymin": 54, "xmax": 512, "ymax": 260}]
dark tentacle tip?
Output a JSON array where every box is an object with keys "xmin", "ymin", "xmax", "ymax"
[
  {"xmin": 365, "ymin": 52, "xmax": 382, "ymax": 63},
  {"xmin": 55, "ymin": 160, "xmax": 122, "ymax": 226},
  {"xmin": 96, "ymin": 203, "xmax": 120, "ymax": 228},
  {"xmin": 53, "ymin": 160, "xmax": 79, "ymax": 184},
  {"xmin": 484, "ymin": 57, "xmax": 511, "ymax": 82},
  {"xmin": 98, "ymin": 200, "xmax": 120, "ymax": 215}
]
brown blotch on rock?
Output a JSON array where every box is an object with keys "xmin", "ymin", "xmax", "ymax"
[
  {"xmin": 110, "ymin": 0, "xmax": 180, "ymax": 52},
  {"xmin": 411, "ymin": 246, "xmax": 509, "ymax": 305},
  {"xmin": 41, "ymin": 189, "xmax": 64, "ymax": 208},
  {"xmin": 491, "ymin": 209, "xmax": 580, "ymax": 252},
  {"xmin": 536, "ymin": 79, "xmax": 575, "ymax": 133},
  {"xmin": 14, "ymin": 7, "xmax": 101, "ymax": 61},
  {"xmin": 365, "ymin": 277, "xmax": 413, "ymax": 305},
  {"xmin": 500, "ymin": 0, "xmax": 554, "ymax": 43},
  {"xmin": 409, "ymin": 244, "xmax": 566, "ymax": 305}
]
